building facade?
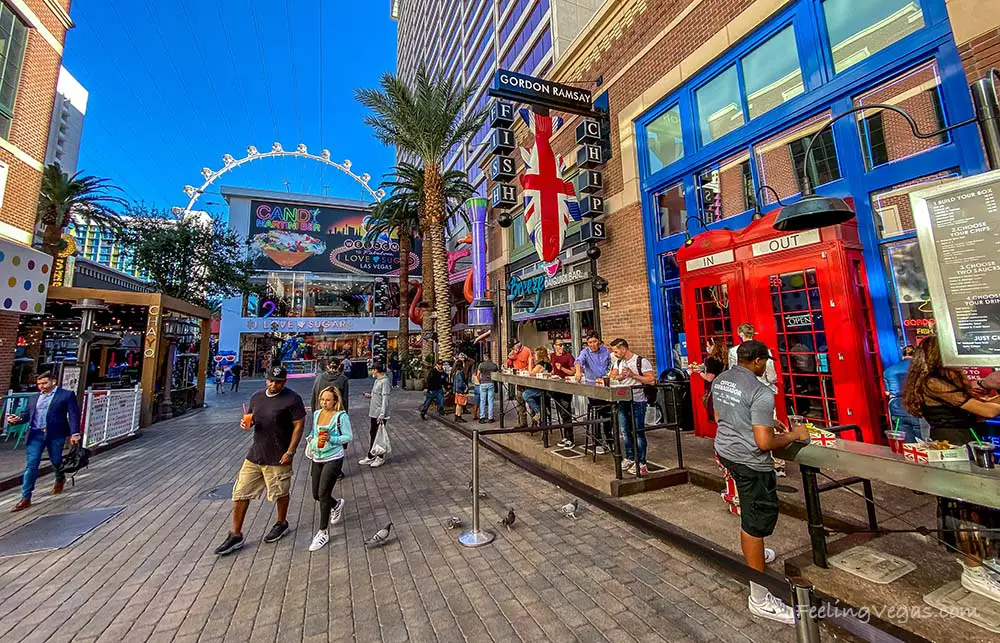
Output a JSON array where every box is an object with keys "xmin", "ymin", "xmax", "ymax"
[
  {"xmin": 394, "ymin": 0, "xmax": 607, "ymax": 195},
  {"xmin": 500, "ymin": 0, "xmax": 1000, "ymax": 431},
  {"xmin": 218, "ymin": 187, "xmax": 420, "ymax": 376},
  {"xmin": 43, "ymin": 65, "xmax": 86, "ymax": 174},
  {"xmin": 68, "ymin": 216, "xmax": 145, "ymax": 279},
  {"xmin": 0, "ymin": 0, "xmax": 74, "ymax": 390}
]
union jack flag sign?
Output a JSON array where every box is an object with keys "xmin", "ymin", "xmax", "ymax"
[{"xmin": 519, "ymin": 110, "xmax": 581, "ymax": 269}]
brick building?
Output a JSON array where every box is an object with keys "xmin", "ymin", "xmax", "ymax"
[
  {"xmin": 0, "ymin": 0, "xmax": 73, "ymax": 390},
  {"xmin": 485, "ymin": 0, "xmax": 1000, "ymax": 390}
]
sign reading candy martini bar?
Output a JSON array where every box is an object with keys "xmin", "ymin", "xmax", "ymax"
[{"xmin": 248, "ymin": 200, "xmax": 421, "ymax": 276}]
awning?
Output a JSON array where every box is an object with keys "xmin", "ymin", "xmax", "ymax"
[{"xmin": 0, "ymin": 238, "xmax": 53, "ymax": 315}]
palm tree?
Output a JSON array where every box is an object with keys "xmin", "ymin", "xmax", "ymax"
[
  {"xmin": 356, "ymin": 65, "xmax": 487, "ymax": 362},
  {"xmin": 37, "ymin": 164, "xmax": 125, "ymax": 263},
  {"xmin": 366, "ymin": 162, "xmax": 476, "ymax": 363}
]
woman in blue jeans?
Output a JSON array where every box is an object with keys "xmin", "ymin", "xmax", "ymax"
[{"xmin": 522, "ymin": 347, "xmax": 551, "ymax": 424}]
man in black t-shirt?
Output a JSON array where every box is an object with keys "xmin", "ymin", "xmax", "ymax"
[{"xmin": 214, "ymin": 366, "xmax": 306, "ymax": 556}]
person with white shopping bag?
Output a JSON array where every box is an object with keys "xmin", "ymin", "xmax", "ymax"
[{"xmin": 360, "ymin": 360, "xmax": 391, "ymax": 468}]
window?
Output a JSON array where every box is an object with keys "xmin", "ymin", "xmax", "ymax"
[
  {"xmin": 870, "ymin": 171, "xmax": 958, "ymax": 238},
  {"xmin": 0, "ymin": 5, "xmax": 28, "ymax": 138},
  {"xmin": 696, "ymin": 151, "xmax": 755, "ymax": 222},
  {"xmin": 788, "ymin": 130, "xmax": 840, "ymax": 193},
  {"xmin": 510, "ymin": 212, "xmax": 529, "ymax": 251},
  {"xmin": 854, "ymin": 60, "xmax": 947, "ymax": 170},
  {"xmin": 664, "ymin": 286, "xmax": 684, "ymax": 368},
  {"xmin": 742, "ymin": 26, "xmax": 804, "ymax": 120},
  {"xmin": 655, "ymin": 182, "xmax": 686, "ymax": 238},
  {"xmin": 646, "ymin": 105, "xmax": 683, "ymax": 172},
  {"xmin": 882, "ymin": 240, "xmax": 935, "ymax": 347},
  {"xmin": 822, "ymin": 0, "xmax": 925, "ymax": 73},
  {"xmin": 696, "ymin": 65, "xmax": 744, "ymax": 144},
  {"xmin": 755, "ymin": 114, "xmax": 840, "ymax": 204},
  {"xmin": 660, "ymin": 251, "xmax": 679, "ymax": 282}
]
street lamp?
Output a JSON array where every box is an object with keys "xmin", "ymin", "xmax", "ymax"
[{"xmin": 773, "ymin": 103, "xmax": 983, "ymax": 231}]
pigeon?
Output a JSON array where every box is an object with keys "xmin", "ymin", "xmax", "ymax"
[
  {"xmin": 444, "ymin": 516, "xmax": 464, "ymax": 530},
  {"xmin": 557, "ymin": 500, "xmax": 579, "ymax": 519},
  {"xmin": 497, "ymin": 507, "xmax": 516, "ymax": 531},
  {"xmin": 467, "ymin": 479, "xmax": 488, "ymax": 498},
  {"xmin": 364, "ymin": 522, "xmax": 393, "ymax": 548}
]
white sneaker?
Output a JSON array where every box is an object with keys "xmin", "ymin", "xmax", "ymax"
[
  {"xmin": 358, "ymin": 456, "xmax": 373, "ymax": 465},
  {"xmin": 308, "ymin": 529, "xmax": 330, "ymax": 552},
  {"xmin": 621, "ymin": 459, "xmax": 634, "ymax": 472},
  {"xmin": 748, "ymin": 593, "xmax": 795, "ymax": 625},
  {"xmin": 595, "ymin": 446, "xmax": 607, "ymax": 455},
  {"xmin": 962, "ymin": 565, "xmax": 1000, "ymax": 602},
  {"xmin": 330, "ymin": 498, "xmax": 345, "ymax": 526},
  {"xmin": 764, "ymin": 548, "xmax": 776, "ymax": 564},
  {"xmin": 369, "ymin": 456, "xmax": 385, "ymax": 468}
]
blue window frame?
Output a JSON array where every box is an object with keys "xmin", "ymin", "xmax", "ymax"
[{"xmin": 635, "ymin": 0, "xmax": 985, "ymax": 372}]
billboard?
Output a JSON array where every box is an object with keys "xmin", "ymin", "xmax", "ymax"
[{"xmin": 248, "ymin": 199, "xmax": 421, "ymax": 276}]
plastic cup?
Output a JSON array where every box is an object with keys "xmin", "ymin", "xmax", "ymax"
[
  {"xmin": 242, "ymin": 413, "xmax": 253, "ymax": 428},
  {"xmin": 968, "ymin": 442, "xmax": 996, "ymax": 469},
  {"xmin": 317, "ymin": 430, "xmax": 329, "ymax": 449},
  {"xmin": 787, "ymin": 415, "xmax": 806, "ymax": 431},
  {"xmin": 885, "ymin": 431, "xmax": 906, "ymax": 454}
]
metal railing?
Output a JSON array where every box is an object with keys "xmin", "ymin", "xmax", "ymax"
[{"xmin": 82, "ymin": 385, "xmax": 142, "ymax": 448}]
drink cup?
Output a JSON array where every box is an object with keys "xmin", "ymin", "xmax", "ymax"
[
  {"xmin": 885, "ymin": 431, "xmax": 906, "ymax": 454},
  {"xmin": 242, "ymin": 413, "xmax": 253, "ymax": 429},
  {"xmin": 317, "ymin": 430, "xmax": 329, "ymax": 449},
  {"xmin": 968, "ymin": 442, "xmax": 996, "ymax": 469},
  {"xmin": 787, "ymin": 415, "xmax": 806, "ymax": 430}
]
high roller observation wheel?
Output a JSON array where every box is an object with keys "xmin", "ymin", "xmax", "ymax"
[{"xmin": 171, "ymin": 141, "xmax": 385, "ymax": 217}]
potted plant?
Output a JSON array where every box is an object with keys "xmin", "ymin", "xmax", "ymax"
[{"xmin": 403, "ymin": 355, "xmax": 425, "ymax": 390}]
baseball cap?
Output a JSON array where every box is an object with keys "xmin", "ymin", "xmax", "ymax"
[{"xmin": 266, "ymin": 366, "xmax": 288, "ymax": 381}]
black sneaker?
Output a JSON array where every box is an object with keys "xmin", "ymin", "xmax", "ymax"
[
  {"xmin": 214, "ymin": 532, "xmax": 244, "ymax": 556},
  {"xmin": 263, "ymin": 521, "xmax": 290, "ymax": 543},
  {"xmin": 420, "ymin": 411, "xmax": 427, "ymax": 420}
]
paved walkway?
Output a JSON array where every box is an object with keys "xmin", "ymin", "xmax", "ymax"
[{"xmin": 0, "ymin": 379, "xmax": 799, "ymax": 643}]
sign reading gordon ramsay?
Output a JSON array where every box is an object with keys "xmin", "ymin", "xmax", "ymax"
[
  {"xmin": 910, "ymin": 169, "xmax": 1000, "ymax": 366},
  {"xmin": 490, "ymin": 70, "xmax": 593, "ymax": 115},
  {"xmin": 248, "ymin": 199, "xmax": 421, "ymax": 276}
]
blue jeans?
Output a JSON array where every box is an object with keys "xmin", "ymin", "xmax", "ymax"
[
  {"xmin": 618, "ymin": 402, "xmax": 647, "ymax": 464},
  {"xmin": 391, "ymin": 369, "xmax": 401, "ymax": 387},
  {"xmin": 22, "ymin": 431, "xmax": 66, "ymax": 499},
  {"xmin": 478, "ymin": 383, "xmax": 494, "ymax": 420},
  {"xmin": 889, "ymin": 400, "xmax": 922, "ymax": 443},
  {"xmin": 421, "ymin": 389, "xmax": 444, "ymax": 414},
  {"xmin": 523, "ymin": 389, "xmax": 542, "ymax": 416}
]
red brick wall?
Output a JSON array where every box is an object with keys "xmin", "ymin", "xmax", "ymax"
[
  {"xmin": 0, "ymin": 312, "xmax": 19, "ymax": 391},
  {"xmin": 958, "ymin": 27, "xmax": 1000, "ymax": 80}
]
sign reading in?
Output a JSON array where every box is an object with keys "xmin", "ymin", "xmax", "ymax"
[
  {"xmin": 248, "ymin": 199, "xmax": 421, "ymax": 276},
  {"xmin": 911, "ymin": 170, "xmax": 1000, "ymax": 365},
  {"xmin": 491, "ymin": 70, "xmax": 593, "ymax": 115},
  {"xmin": 685, "ymin": 250, "xmax": 735, "ymax": 272}
]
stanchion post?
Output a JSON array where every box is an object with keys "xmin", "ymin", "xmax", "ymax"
[
  {"xmin": 789, "ymin": 577, "xmax": 821, "ymax": 643},
  {"xmin": 459, "ymin": 429, "xmax": 495, "ymax": 547}
]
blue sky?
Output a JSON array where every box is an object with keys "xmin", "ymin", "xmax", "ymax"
[{"xmin": 63, "ymin": 0, "xmax": 398, "ymax": 218}]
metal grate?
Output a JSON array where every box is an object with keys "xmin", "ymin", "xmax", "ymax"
[
  {"xmin": 0, "ymin": 506, "xmax": 125, "ymax": 557},
  {"xmin": 197, "ymin": 483, "xmax": 234, "ymax": 501}
]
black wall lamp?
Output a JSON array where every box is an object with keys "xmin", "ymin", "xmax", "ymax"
[
  {"xmin": 772, "ymin": 103, "xmax": 981, "ymax": 231},
  {"xmin": 682, "ymin": 215, "xmax": 707, "ymax": 246}
]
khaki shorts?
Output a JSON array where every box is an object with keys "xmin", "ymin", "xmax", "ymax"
[{"xmin": 232, "ymin": 460, "xmax": 292, "ymax": 502}]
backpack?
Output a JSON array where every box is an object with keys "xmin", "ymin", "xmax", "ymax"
[{"xmin": 62, "ymin": 443, "xmax": 91, "ymax": 486}]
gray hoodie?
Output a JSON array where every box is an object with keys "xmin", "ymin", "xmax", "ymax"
[
  {"xmin": 312, "ymin": 370, "xmax": 349, "ymax": 410},
  {"xmin": 369, "ymin": 376, "xmax": 390, "ymax": 419}
]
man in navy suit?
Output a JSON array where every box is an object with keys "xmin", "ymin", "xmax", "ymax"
[{"xmin": 6, "ymin": 372, "xmax": 81, "ymax": 512}]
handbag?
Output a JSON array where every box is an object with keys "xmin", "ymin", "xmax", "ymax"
[
  {"xmin": 455, "ymin": 393, "xmax": 468, "ymax": 406},
  {"xmin": 371, "ymin": 419, "xmax": 391, "ymax": 456}
]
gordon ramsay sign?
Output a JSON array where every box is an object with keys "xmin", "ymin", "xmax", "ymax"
[
  {"xmin": 248, "ymin": 199, "xmax": 421, "ymax": 276},
  {"xmin": 491, "ymin": 70, "xmax": 593, "ymax": 115}
]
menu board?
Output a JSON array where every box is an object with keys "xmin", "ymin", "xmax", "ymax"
[{"xmin": 910, "ymin": 169, "xmax": 1000, "ymax": 366}]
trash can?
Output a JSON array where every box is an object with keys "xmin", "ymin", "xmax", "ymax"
[{"xmin": 658, "ymin": 368, "xmax": 693, "ymax": 431}]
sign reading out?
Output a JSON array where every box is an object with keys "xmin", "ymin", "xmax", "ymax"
[
  {"xmin": 751, "ymin": 229, "xmax": 822, "ymax": 257},
  {"xmin": 911, "ymin": 170, "xmax": 1000, "ymax": 366}
]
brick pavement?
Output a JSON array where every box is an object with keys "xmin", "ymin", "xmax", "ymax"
[{"xmin": 0, "ymin": 379, "xmax": 801, "ymax": 643}]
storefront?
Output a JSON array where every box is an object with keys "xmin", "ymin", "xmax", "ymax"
[
  {"xmin": 505, "ymin": 248, "xmax": 595, "ymax": 355},
  {"xmin": 218, "ymin": 187, "xmax": 420, "ymax": 374},
  {"xmin": 636, "ymin": 0, "xmax": 990, "ymax": 383},
  {"xmin": 15, "ymin": 286, "xmax": 210, "ymax": 426}
]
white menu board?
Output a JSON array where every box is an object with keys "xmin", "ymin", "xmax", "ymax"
[{"xmin": 910, "ymin": 169, "xmax": 1000, "ymax": 366}]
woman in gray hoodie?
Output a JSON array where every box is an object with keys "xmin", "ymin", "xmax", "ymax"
[{"xmin": 359, "ymin": 360, "xmax": 390, "ymax": 468}]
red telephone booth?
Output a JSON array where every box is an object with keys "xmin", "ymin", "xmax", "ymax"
[{"xmin": 676, "ymin": 209, "xmax": 884, "ymax": 443}]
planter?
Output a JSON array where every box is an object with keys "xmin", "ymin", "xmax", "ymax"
[{"xmin": 406, "ymin": 378, "xmax": 425, "ymax": 390}]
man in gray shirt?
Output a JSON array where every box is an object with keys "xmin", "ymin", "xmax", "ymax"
[
  {"xmin": 713, "ymin": 340, "xmax": 808, "ymax": 626},
  {"xmin": 476, "ymin": 355, "xmax": 499, "ymax": 424}
]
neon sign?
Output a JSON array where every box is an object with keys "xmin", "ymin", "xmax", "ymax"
[{"xmin": 255, "ymin": 203, "xmax": 322, "ymax": 232}]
